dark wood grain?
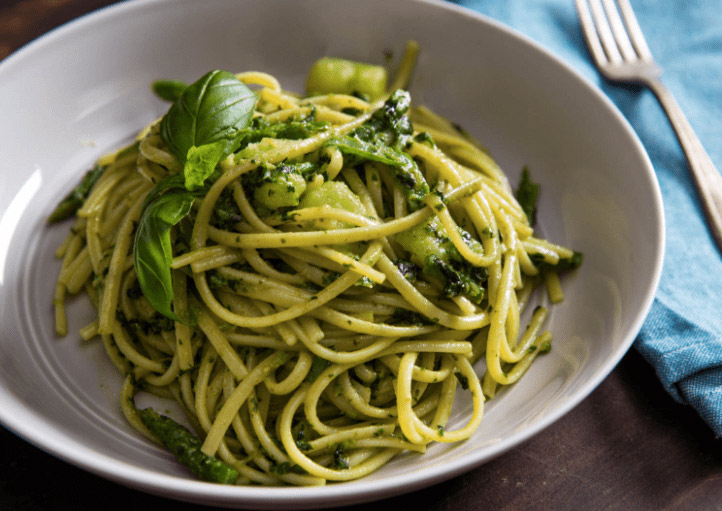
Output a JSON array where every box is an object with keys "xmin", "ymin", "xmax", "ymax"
[{"xmin": 2, "ymin": 2, "xmax": 721, "ymax": 510}]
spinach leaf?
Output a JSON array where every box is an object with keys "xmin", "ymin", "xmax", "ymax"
[
  {"xmin": 160, "ymin": 70, "xmax": 257, "ymax": 189},
  {"xmin": 152, "ymin": 79, "xmax": 188, "ymax": 102},
  {"xmin": 325, "ymin": 90, "xmax": 429, "ymax": 211},
  {"xmin": 237, "ymin": 115, "xmax": 329, "ymax": 148},
  {"xmin": 133, "ymin": 177, "xmax": 198, "ymax": 322},
  {"xmin": 354, "ymin": 89, "xmax": 413, "ymax": 148},
  {"xmin": 515, "ymin": 166, "xmax": 541, "ymax": 226},
  {"xmin": 326, "ymin": 136, "xmax": 401, "ymax": 167},
  {"xmin": 141, "ymin": 174, "xmax": 187, "ymax": 209}
]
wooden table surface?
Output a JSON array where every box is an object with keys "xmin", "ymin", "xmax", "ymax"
[{"xmin": 2, "ymin": 1, "xmax": 721, "ymax": 510}]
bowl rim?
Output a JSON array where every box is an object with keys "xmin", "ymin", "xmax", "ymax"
[{"xmin": 0, "ymin": 0, "xmax": 665, "ymax": 507}]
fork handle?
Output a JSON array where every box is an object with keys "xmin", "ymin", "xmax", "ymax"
[{"xmin": 646, "ymin": 77, "xmax": 722, "ymax": 252}]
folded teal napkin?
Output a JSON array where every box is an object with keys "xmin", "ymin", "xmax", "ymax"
[{"xmin": 450, "ymin": 0, "xmax": 722, "ymax": 436}]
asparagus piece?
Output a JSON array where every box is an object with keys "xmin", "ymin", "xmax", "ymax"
[
  {"xmin": 47, "ymin": 165, "xmax": 106, "ymax": 223},
  {"xmin": 139, "ymin": 408, "xmax": 239, "ymax": 484}
]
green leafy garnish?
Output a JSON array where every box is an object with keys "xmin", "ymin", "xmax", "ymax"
[
  {"xmin": 132, "ymin": 70, "xmax": 259, "ymax": 320},
  {"xmin": 326, "ymin": 90, "xmax": 429, "ymax": 211},
  {"xmin": 159, "ymin": 69, "xmax": 257, "ymax": 190},
  {"xmin": 133, "ymin": 176, "xmax": 200, "ymax": 322},
  {"xmin": 395, "ymin": 216, "xmax": 487, "ymax": 303},
  {"xmin": 183, "ymin": 141, "xmax": 228, "ymax": 191}
]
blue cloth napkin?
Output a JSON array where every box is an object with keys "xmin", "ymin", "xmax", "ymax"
[{"xmin": 450, "ymin": 0, "xmax": 722, "ymax": 435}]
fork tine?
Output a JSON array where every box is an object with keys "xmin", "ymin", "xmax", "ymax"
[
  {"xmin": 602, "ymin": 0, "xmax": 637, "ymax": 61},
  {"xmin": 616, "ymin": 0, "xmax": 654, "ymax": 61},
  {"xmin": 588, "ymin": 0, "xmax": 623, "ymax": 64},
  {"xmin": 575, "ymin": 0, "xmax": 609, "ymax": 66}
]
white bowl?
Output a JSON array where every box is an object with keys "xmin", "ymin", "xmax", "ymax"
[{"xmin": 0, "ymin": 0, "xmax": 664, "ymax": 508}]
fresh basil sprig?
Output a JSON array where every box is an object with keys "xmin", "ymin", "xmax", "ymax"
[
  {"xmin": 134, "ymin": 70, "xmax": 258, "ymax": 321},
  {"xmin": 133, "ymin": 177, "xmax": 199, "ymax": 322},
  {"xmin": 159, "ymin": 69, "xmax": 257, "ymax": 190}
]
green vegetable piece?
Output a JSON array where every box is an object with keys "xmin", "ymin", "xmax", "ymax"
[
  {"xmin": 47, "ymin": 164, "xmax": 106, "ymax": 223},
  {"xmin": 306, "ymin": 57, "xmax": 388, "ymax": 101},
  {"xmin": 395, "ymin": 217, "xmax": 486, "ymax": 303},
  {"xmin": 298, "ymin": 180, "xmax": 366, "ymax": 224},
  {"xmin": 298, "ymin": 181, "xmax": 366, "ymax": 254},
  {"xmin": 134, "ymin": 177, "xmax": 198, "ymax": 322},
  {"xmin": 515, "ymin": 166, "xmax": 541, "ymax": 226},
  {"xmin": 253, "ymin": 167, "xmax": 307, "ymax": 210},
  {"xmin": 152, "ymin": 79, "xmax": 188, "ymax": 102},
  {"xmin": 160, "ymin": 70, "xmax": 257, "ymax": 165},
  {"xmin": 395, "ymin": 216, "xmax": 455, "ymax": 269},
  {"xmin": 139, "ymin": 408, "xmax": 239, "ymax": 484},
  {"xmin": 242, "ymin": 162, "xmax": 317, "ymax": 211}
]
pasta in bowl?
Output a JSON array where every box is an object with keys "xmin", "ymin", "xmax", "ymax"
[{"xmin": 49, "ymin": 43, "xmax": 580, "ymax": 485}]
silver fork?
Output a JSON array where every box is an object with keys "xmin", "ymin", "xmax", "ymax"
[{"xmin": 576, "ymin": 0, "xmax": 722, "ymax": 253}]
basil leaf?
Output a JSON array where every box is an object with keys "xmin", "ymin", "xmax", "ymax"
[
  {"xmin": 141, "ymin": 174, "xmax": 187, "ymax": 209},
  {"xmin": 152, "ymin": 79, "xmax": 188, "ymax": 102},
  {"xmin": 133, "ymin": 189, "xmax": 195, "ymax": 322},
  {"xmin": 183, "ymin": 141, "xmax": 228, "ymax": 191},
  {"xmin": 160, "ymin": 70, "xmax": 257, "ymax": 165}
]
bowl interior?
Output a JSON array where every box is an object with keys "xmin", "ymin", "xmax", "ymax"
[{"xmin": 0, "ymin": 0, "xmax": 663, "ymax": 508}]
